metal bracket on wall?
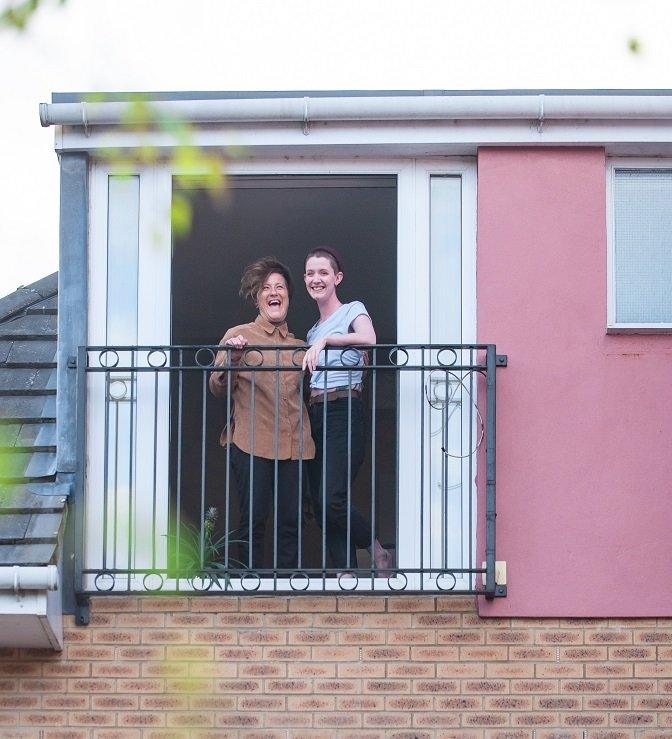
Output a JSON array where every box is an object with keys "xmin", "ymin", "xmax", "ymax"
[
  {"xmin": 67, "ymin": 356, "xmax": 77, "ymax": 369},
  {"xmin": 483, "ymin": 561, "xmax": 508, "ymax": 598},
  {"xmin": 75, "ymin": 595, "xmax": 90, "ymax": 626},
  {"xmin": 496, "ymin": 354, "xmax": 508, "ymax": 367}
]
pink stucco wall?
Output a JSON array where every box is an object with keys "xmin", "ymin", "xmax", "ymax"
[{"xmin": 476, "ymin": 147, "xmax": 672, "ymax": 616}]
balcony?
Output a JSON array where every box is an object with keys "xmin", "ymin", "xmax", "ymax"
[{"xmin": 74, "ymin": 343, "xmax": 504, "ymax": 602}]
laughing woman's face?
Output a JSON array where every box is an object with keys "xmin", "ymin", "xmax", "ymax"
[{"xmin": 256, "ymin": 272, "xmax": 289, "ymax": 325}]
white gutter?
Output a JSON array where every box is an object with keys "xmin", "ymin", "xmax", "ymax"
[
  {"xmin": 0, "ymin": 565, "xmax": 62, "ymax": 649},
  {"xmin": 0, "ymin": 565, "xmax": 58, "ymax": 592},
  {"xmin": 39, "ymin": 94, "xmax": 672, "ymax": 129}
]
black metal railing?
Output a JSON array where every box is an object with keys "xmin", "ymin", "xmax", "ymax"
[{"xmin": 74, "ymin": 344, "xmax": 505, "ymax": 598}]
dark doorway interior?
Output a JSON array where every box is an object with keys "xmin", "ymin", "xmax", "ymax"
[{"xmin": 171, "ymin": 175, "xmax": 397, "ymax": 571}]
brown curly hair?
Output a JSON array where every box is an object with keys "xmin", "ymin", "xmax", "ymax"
[{"xmin": 239, "ymin": 256, "xmax": 294, "ymax": 305}]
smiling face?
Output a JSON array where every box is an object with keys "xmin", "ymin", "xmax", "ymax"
[
  {"xmin": 256, "ymin": 272, "xmax": 289, "ymax": 325},
  {"xmin": 304, "ymin": 256, "xmax": 343, "ymax": 303}
]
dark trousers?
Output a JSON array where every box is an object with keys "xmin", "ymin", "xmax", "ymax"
[
  {"xmin": 230, "ymin": 444, "xmax": 302, "ymax": 570},
  {"xmin": 308, "ymin": 397, "xmax": 371, "ymax": 570}
]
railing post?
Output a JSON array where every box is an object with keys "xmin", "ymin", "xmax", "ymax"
[
  {"xmin": 74, "ymin": 345, "xmax": 90, "ymax": 624},
  {"xmin": 484, "ymin": 344, "xmax": 497, "ymax": 599}
]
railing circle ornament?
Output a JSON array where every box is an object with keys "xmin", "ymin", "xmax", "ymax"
[
  {"xmin": 190, "ymin": 573, "xmax": 213, "ymax": 592},
  {"xmin": 436, "ymin": 571, "xmax": 457, "ymax": 591},
  {"xmin": 195, "ymin": 348, "xmax": 215, "ymax": 367},
  {"xmin": 94, "ymin": 572, "xmax": 116, "ymax": 592},
  {"xmin": 337, "ymin": 572, "xmax": 359, "ymax": 591},
  {"xmin": 387, "ymin": 572, "xmax": 408, "ymax": 591},
  {"xmin": 98, "ymin": 349, "xmax": 120, "ymax": 369},
  {"xmin": 388, "ymin": 347, "xmax": 409, "ymax": 367},
  {"xmin": 289, "ymin": 571, "xmax": 310, "ymax": 591},
  {"xmin": 142, "ymin": 573, "xmax": 164, "ymax": 592},
  {"xmin": 242, "ymin": 349, "xmax": 264, "ymax": 367},
  {"xmin": 108, "ymin": 378, "xmax": 129, "ymax": 401},
  {"xmin": 240, "ymin": 572, "xmax": 261, "ymax": 591},
  {"xmin": 291, "ymin": 347, "xmax": 307, "ymax": 367},
  {"xmin": 147, "ymin": 349, "xmax": 168, "ymax": 368},
  {"xmin": 437, "ymin": 347, "xmax": 458, "ymax": 367},
  {"xmin": 337, "ymin": 348, "xmax": 355, "ymax": 365}
]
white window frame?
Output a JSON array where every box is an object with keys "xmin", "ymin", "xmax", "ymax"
[
  {"xmin": 607, "ymin": 157, "xmax": 672, "ymax": 333},
  {"xmin": 85, "ymin": 155, "xmax": 477, "ymax": 593}
]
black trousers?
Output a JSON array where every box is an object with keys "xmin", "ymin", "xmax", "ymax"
[
  {"xmin": 230, "ymin": 444, "xmax": 303, "ymax": 570},
  {"xmin": 308, "ymin": 397, "xmax": 372, "ymax": 570}
]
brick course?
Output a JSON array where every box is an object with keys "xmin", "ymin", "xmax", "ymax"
[{"xmin": 0, "ymin": 596, "xmax": 670, "ymax": 736}]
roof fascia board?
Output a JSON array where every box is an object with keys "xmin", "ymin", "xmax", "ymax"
[{"xmin": 53, "ymin": 118, "xmax": 672, "ymax": 156}]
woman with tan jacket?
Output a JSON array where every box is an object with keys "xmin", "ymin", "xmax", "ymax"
[{"xmin": 210, "ymin": 257, "xmax": 314, "ymax": 572}]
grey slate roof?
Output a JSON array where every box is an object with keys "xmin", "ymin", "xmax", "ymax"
[{"xmin": 0, "ymin": 273, "xmax": 67, "ymax": 565}]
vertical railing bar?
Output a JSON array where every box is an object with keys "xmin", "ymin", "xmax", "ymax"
[
  {"xmin": 485, "ymin": 345, "xmax": 497, "ymax": 597},
  {"xmin": 395, "ymin": 349, "xmax": 400, "ymax": 590},
  {"xmin": 74, "ymin": 345, "xmax": 88, "ymax": 599},
  {"xmin": 419, "ymin": 345, "xmax": 425, "ymax": 591},
  {"xmin": 151, "ymin": 368, "xmax": 159, "ymax": 570},
  {"xmin": 442, "ymin": 367, "xmax": 448, "ymax": 571},
  {"xmin": 224, "ymin": 350, "xmax": 232, "ymax": 579},
  {"xmin": 101, "ymin": 371, "xmax": 110, "ymax": 571},
  {"xmin": 297, "ymin": 362, "xmax": 304, "ymax": 571},
  {"xmin": 199, "ymin": 369, "xmax": 207, "ymax": 570},
  {"xmin": 273, "ymin": 349, "xmax": 280, "ymax": 589},
  {"xmin": 175, "ymin": 350, "xmax": 184, "ymax": 591},
  {"xmin": 249, "ymin": 374, "xmax": 256, "ymax": 572},
  {"xmin": 321, "ymin": 350, "xmax": 328, "ymax": 591},
  {"xmin": 458, "ymin": 365, "xmax": 464, "ymax": 572},
  {"xmin": 468, "ymin": 349, "xmax": 474, "ymax": 592},
  {"xmin": 126, "ymin": 350, "xmax": 136, "ymax": 593},
  {"xmin": 112, "ymin": 397, "xmax": 119, "ymax": 571},
  {"xmin": 346, "ymin": 367, "xmax": 352, "ymax": 571},
  {"xmin": 369, "ymin": 348, "xmax": 377, "ymax": 589}
]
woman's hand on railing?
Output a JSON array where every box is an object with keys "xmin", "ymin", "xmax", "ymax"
[
  {"xmin": 223, "ymin": 334, "xmax": 248, "ymax": 365},
  {"xmin": 302, "ymin": 337, "xmax": 326, "ymax": 373},
  {"xmin": 209, "ymin": 335, "xmax": 248, "ymax": 397}
]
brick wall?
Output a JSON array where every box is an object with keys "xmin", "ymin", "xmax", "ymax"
[{"xmin": 0, "ymin": 595, "xmax": 671, "ymax": 737}]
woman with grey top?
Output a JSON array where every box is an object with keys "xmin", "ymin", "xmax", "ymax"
[{"xmin": 302, "ymin": 246, "xmax": 393, "ymax": 574}]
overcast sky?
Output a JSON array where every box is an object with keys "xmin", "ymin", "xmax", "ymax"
[{"xmin": 1, "ymin": 0, "xmax": 670, "ymax": 298}]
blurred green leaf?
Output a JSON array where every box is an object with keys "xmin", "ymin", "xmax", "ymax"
[
  {"xmin": 0, "ymin": 0, "xmax": 65, "ymax": 31},
  {"xmin": 171, "ymin": 193, "xmax": 192, "ymax": 238},
  {"xmin": 0, "ymin": 0, "xmax": 39, "ymax": 30},
  {"xmin": 628, "ymin": 37, "xmax": 641, "ymax": 54}
]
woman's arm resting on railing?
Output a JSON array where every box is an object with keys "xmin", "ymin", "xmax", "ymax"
[
  {"xmin": 209, "ymin": 333, "xmax": 247, "ymax": 397},
  {"xmin": 303, "ymin": 314, "xmax": 376, "ymax": 373}
]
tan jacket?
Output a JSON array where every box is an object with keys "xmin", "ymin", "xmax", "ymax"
[{"xmin": 209, "ymin": 315, "xmax": 315, "ymax": 460}]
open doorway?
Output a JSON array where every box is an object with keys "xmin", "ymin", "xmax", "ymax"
[{"xmin": 170, "ymin": 175, "xmax": 397, "ymax": 572}]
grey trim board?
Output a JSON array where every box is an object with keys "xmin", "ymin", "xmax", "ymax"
[
  {"xmin": 52, "ymin": 89, "xmax": 672, "ymax": 104},
  {"xmin": 56, "ymin": 153, "xmax": 88, "ymax": 475}
]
